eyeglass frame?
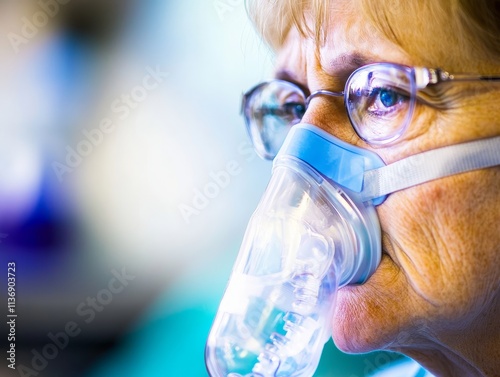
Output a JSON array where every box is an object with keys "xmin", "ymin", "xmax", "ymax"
[{"xmin": 241, "ymin": 62, "xmax": 500, "ymax": 155}]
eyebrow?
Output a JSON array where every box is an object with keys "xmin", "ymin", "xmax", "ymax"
[
  {"xmin": 274, "ymin": 69, "xmax": 311, "ymax": 95},
  {"xmin": 327, "ymin": 53, "xmax": 372, "ymax": 70},
  {"xmin": 274, "ymin": 52, "xmax": 374, "ymax": 93},
  {"xmin": 320, "ymin": 52, "xmax": 374, "ymax": 82}
]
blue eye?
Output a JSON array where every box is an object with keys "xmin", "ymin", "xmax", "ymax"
[
  {"xmin": 257, "ymin": 102, "xmax": 305, "ymax": 121},
  {"xmin": 379, "ymin": 89, "xmax": 399, "ymax": 108},
  {"xmin": 365, "ymin": 87, "xmax": 406, "ymax": 116},
  {"xmin": 283, "ymin": 102, "xmax": 306, "ymax": 119}
]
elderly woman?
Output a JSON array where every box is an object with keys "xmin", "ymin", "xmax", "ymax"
[{"xmin": 206, "ymin": 1, "xmax": 500, "ymax": 376}]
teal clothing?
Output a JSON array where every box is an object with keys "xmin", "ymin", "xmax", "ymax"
[{"xmin": 370, "ymin": 359, "xmax": 435, "ymax": 377}]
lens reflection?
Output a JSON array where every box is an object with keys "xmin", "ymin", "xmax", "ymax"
[{"xmin": 243, "ymin": 80, "xmax": 306, "ymax": 159}]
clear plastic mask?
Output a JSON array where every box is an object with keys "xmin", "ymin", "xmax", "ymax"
[{"xmin": 205, "ymin": 156, "xmax": 381, "ymax": 377}]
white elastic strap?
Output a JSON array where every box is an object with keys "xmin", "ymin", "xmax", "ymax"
[{"xmin": 362, "ymin": 136, "xmax": 500, "ymax": 202}]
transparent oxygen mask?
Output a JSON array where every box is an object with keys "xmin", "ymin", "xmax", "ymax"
[{"xmin": 205, "ymin": 156, "xmax": 381, "ymax": 377}]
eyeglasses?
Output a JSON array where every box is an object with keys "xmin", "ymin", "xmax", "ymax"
[{"xmin": 241, "ymin": 62, "xmax": 500, "ymax": 159}]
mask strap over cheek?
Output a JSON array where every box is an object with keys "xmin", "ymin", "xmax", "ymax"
[{"xmin": 362, "ymin": 135, "xmax": 500, "ymax": 203}]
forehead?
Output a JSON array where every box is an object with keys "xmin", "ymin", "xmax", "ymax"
[
  {"xmin": 274, "ymin": 5, "xmax": 411, "ymax": 85},
  {"xmin": 318, "ymin": 9, "xmax": 410, "ymax": 75}
]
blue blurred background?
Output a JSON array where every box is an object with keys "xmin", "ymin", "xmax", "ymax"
[{"xmin": 0, "ymin": 1, "xmax": 402, "ymax": 376}]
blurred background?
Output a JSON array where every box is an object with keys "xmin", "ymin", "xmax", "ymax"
[{"xmin": 0, "ymin": 1, "xmax": 402, "ymax": 376}]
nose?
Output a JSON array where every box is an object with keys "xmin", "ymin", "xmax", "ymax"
[{"xmin": 301, "ymin": 93, "xmax": 359, "ymax": 145}]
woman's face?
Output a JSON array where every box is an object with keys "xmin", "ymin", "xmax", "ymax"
[{"xmin": 273, "ymin": 2, "xmax": 500, "ymax": 359}]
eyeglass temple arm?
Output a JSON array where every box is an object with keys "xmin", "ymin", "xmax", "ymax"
[{"xmin": 415, "ymin": 67, "xmax": 500, "ymax": 89}]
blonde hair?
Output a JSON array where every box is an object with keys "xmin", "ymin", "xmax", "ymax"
[{"xmin": 246, "ymin": 0, "xmax": 500, "ymax": 72}]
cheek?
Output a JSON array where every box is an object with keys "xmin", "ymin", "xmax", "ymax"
[
  {"xmin": 379, "ymin": 186, "xmax": 453, "ymax": 303},
  {"xmin": 379, "ymin": 170, "xmax": 500, "ymax": 323},
  {"xmin": 332, "ymin": 169, "xmax": 500, "ymax": 352},
  {"xmin": 332, "ymin": 254, "xmax": 417, "ymax": 353}
]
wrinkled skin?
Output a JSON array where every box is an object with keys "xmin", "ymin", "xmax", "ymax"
[{"xmin": 272, "ymin": 4, "xmax": 500, "ymax": 376}]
